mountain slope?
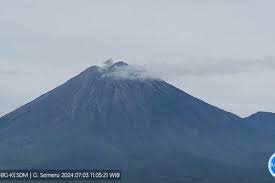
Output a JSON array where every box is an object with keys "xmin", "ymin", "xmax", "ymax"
[{"xmin": 0, "ymin": 62, "xmax": 274, "ymax": 182}]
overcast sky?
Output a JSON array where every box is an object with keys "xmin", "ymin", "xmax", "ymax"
[{"xmin": 1, "ymin": 0, "xmax": 275, "ymax": 117}]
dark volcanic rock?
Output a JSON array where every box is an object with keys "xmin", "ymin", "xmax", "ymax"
[{"xmin": 0, "ymin": 62, "xmax": 274, "ymax": 183}]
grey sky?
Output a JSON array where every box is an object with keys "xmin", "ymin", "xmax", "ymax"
[{"xmin": 0, "ymin": 0, "xmax": 275, "ymax": 117}]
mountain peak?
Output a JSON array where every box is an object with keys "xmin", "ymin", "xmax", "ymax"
[
  {"xmin": 107, "ymin": 61, "xmax": 129, "ymax": 71},
  {"xmin": 86, "ymin": 60, "xmax": 158, "ymax": 81},
  {"xmin": 246, "ymin": 111, "xmax": 275, "ymax": 120},
  {"xmin": 111, "ymin": 61, "xmax": 128, "ymax": 67},
  {"xmin": 80, "ymin": 61, "xmax": 130, "ymax": 79},
  {"xmin": 102, "ymin": 59, "xmax": 128, "ymax": 68}
]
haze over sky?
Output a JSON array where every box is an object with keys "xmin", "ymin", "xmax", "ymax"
[{"xmin": 1, "ymin": 0, "xmax": 275, "ymax": 117}]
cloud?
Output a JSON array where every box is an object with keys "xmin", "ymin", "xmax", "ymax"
[
  {"xmin": 100, "ymin": 61, "xmax": 160, "ymax": 80},
  {"xmin": 141, "ymin": 57, "xmax": 275, "ymax": 80},
  {"xmin": 0, "ymin": 69, "xmax": 29, "ymax": 76},
  {"xmin": 95, "ymin": 57, "xmax": 275, "ymax": 82}
]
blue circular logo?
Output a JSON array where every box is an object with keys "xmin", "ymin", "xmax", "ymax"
[{"xmin": 268, "ymin": 153, "xmax": 275, "ymax": 177}]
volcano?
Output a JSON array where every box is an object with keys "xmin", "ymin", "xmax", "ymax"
[{"xmin": 0, "ymin": 61, "xmax": 275, "ymax": 182}]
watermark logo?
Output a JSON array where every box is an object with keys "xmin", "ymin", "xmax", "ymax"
[{"xmin": 268, "ymin": 153, "xmax": 275, "ymax": 177}]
